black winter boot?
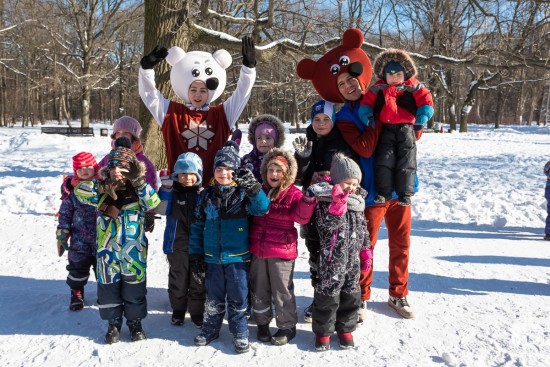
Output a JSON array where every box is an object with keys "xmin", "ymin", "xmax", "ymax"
[
  {"xmin": 104, "ymin": 323, "xmax": 121, "ymax": 344},
  {"xmin": 271, "ymin": 327, "xmax": 296, "ymax": 346},
  {"xmin": 128, "ymin": 319, "xmax": 146, "ymax": 342},
  {"xmin": 69, "ymin": 288, "xmax": 84, "ymax": 311},
  {"xmin": 256, "ymin": 324, "xmax": 271, "ymax": 342}
]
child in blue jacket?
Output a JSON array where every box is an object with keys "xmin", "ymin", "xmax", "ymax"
[
  {"xmin": 155, "ymin": 152, "xmax": 206, "ymax": 327},
  {"xmin": 189, "ymin": 141, "xmax": 269, "ymax": 353}
]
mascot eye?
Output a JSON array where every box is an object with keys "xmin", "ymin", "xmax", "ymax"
[
  {"xmin": 191, "ymin": 68, "xmax": 201, "ymax": 77},
  {"xmin": 205, "ymin": 67, "xmax": 213, "ymax": 76},
  {"xmin": 339, "ymin": 56, "xmax": 350, "ymax": 65},
  {"xmin": 330, "ymin": 64, "xmax": 341, "ymax": 75}
]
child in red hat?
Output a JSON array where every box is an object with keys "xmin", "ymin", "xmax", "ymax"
[{"xmin": 56, "ymin": 151, "xmax": 99, "ymax": 311}]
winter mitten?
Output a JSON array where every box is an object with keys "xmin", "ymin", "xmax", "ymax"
[
  {"xmin": 122, "ymin": 159, "xmax": 147, "ymax": 188},
  {"xmin": 241, "ymin": 36, "xmax": 256, "ymax": 68},
  {"xmin": 328, "ymin": 184, "xmax": 349, "ymax": 216},
  {"xmin": 159, "ymin": 168, "xmax": 173, "ymax": 189},
  {"xmin": 144, "ymin": 211, "xmax": 156, "ymax": 233},
  {"xmin": 293, "ymin": 136, "xmax": 312, "ymax": 159},
  {"xmin": 359, "ymin": 248, "xmax": 373, "ymax": 272},
  {"xmin": 97, "ymin": 177, "xmax": 125, "ymax": 200},
  {"xmin": 140, "ymin": 45, "xmax": 168, "ymax": 69},
  {"xmin": 358, "ymin": 104, "xmax": 375, "ymax": 127},
  {"xmin": 413, "ymin": 124, "xmax": 424, "ymax": 141},
  {"xmin": 306, "ymin": 182, "xmax": 332, "ymax": 198},
  {"xmin": 189, "ymin": 254, "xmax": 206, "ymax": 286},
  {"xmin": 56, "ymin": 229, "xmax": 70, "ymax": 257},
  {"xmin": 231, "ymin": 129, "xmax": 243, "ymax": 146},
  {"xmin": 415, "ymin": 105, "xmax": 434, "ymax": 127},
  {"xmin": 234, "ymin": 167, "xmax": 261, "ymax": 195}
]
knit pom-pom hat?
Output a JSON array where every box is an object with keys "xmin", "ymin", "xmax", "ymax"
[
  {"xmin": 331, "ymin": 153, "xmax": 362, "ymax": 185},
  {"xmin": 108, "ymin": 137, "xmax": 137, "ymax": 171},
  {"xmin": 213, "ymin": 140, "xmax": 240, "ymax": 172}
]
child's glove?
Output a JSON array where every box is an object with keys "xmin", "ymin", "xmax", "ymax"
[
  {"xmin": 241, "ymin": 36, "xmax": 256, "ymax": 68},
  {"xmin": 159, "ymin": 169, "xmax": 173, "ymax": 189},
  {"xmin": 56, "ymin": 229, "xmax": 70, "ymax": 257},
  {"xmin": 140, "ymin": 45, "xmax": 168, "ymax": 69},
  {"xmin": 122, "ymin": 160, "xmax": 147, "ymax": 188},
  {"xmin": 234, "ymin": 167, "xmax": 261, "ymax": 195},
  {"xmin": 189, "ymin": 254, "xmax": 206, "ymax": 286},
  {"xmin": 231, "ymin": 129, "xmax": 242, "ymax": 146},
  {"xmin": 293, "ymin": 136, "xmax": 312, "ymax": 159},
  {"xmin": 359, "ymin": 248, "xmax": 373, "ymax": 272},
  {"xmin": 328, "ymin": 184, "xmax": 349, "ymax": 216},
  {"xmin": 306, "ymin": 182, "xmax": 332, "ymax": 198},
  {"xmin": 358, "ymin": 104, "xmax": 375, "ymax": 127},
  {"xmin": 97, "ymin": 177, "xmax": 125, "ymax": 200}
]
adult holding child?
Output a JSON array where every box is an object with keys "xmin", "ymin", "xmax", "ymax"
[{"xmin": 297, "ymin": 28, "xmax": 420, "ymax": 319}]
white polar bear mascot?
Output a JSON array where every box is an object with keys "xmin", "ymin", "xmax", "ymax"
[{"xmin": 139, "ymin": 37, "xmax": 256, "ymax": 185}]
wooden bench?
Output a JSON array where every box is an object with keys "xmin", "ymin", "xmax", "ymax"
[{"xmin": 41, "ymin": 126, "xmax": 95, "ymax": 136}]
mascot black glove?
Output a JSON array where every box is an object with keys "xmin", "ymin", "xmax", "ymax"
[
  {"xmin": 241, "ymin": 36, "xmax": 256, "ymax": 68},
  {"xmin": 140, "ymin": 46, "xmax": 168, "ymax": 69}
]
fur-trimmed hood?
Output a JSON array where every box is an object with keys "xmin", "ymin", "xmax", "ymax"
[
  {"xmin": 248, "ymin": 114, "xmax": 286, "ymax": 148},
  {"xmin": 373, "ymin": 49, "xmax": 417, "ymax": 80},
  {"xmin": 260, "ymin": 148, "xmax": 297, "ymax": 192}
]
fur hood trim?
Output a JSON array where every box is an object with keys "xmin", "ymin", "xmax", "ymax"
[
  {"xmin": 247, "ymin": 114, "xmax": 286, "ymax": 147},
  {"xmin": 373, "ymin": 49, "xmax": 417, "ymax": 80},
  {"xmin": 260, "ymin": 148, "xmax": 297, "ymax": 192}
]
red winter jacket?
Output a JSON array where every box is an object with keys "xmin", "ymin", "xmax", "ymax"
[
  {"xmin": 249, "ymin": 185, "xmax": 316, "ymax": 260},
  {"xmin": 360, "ymin": 77, "xmax": 433, "ymax": 125}
]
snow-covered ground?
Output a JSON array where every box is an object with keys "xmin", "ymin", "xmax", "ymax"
[{"xmin": 0, "ymin": 123, "xmax": 549, "ymax": 367}]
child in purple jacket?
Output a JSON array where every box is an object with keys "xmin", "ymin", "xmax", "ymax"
[
  {"xmin": 56, "ymin": 152, "xmax": 99, "ymax": 311},
  {"xmin": 241, "ymin": 114, "xmax": 286, "ymax": 183},
  {"xmin": 249, "ymin": 147, "xmax": 317, "ymax": 346}
]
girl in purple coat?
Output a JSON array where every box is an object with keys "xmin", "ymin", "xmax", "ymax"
[
  {"xmin": 56, "ymin": 152, "xmax": 99, "ymax": 311},
  {"xmin": 98, "ymin": 116, "xmax": 158, "ymax": 231},
  {"xmin": 249, "ymin": 148, "xmax": 317, "ymax": 346}
]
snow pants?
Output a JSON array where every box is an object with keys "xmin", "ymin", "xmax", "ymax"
[
  {"xmin": 250, "ymin": 256, "xmax": 297, "ymax": 329},
  {"xmin": 166, "ymin": 250, "xmax": 205, "ymax": 319},
  {"xmin": 360, "ymin": 200, "xmax": 411, "ymax": 300},
  {"xmin": 66, "ymin": 255, "xmax": 96, "ymax": 291},
  {"xmin": 202, "ymin": 262, "xmax": 249, "ymax": 339},
  {"xmin": 312, "ymin": 290, "xmax": 361, "ymax": 336},
  {"xmin": 97, "ymin": 276, "xmax": 147, "ymax": 322},
  {"xmin": 375, "ymin": 123, "xmax": 417, "ymax": 199}
]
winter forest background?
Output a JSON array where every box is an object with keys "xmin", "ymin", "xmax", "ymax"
[{"xmin": 0, "ymin": 0, "xmax": 549, "ymax": 166}]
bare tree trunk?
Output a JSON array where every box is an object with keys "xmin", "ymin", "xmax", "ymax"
[{"xmin": 140, "ymin": 0, "xmax": 191, "ymax": 169}]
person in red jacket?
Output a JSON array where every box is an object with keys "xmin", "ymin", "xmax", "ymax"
[
  {"xmin": 249, "ymin": 148, "xmax": 317, "ymax": 346},
  {"xmin": 359, "ymin": 49, "xmax": 434, "ymax": 206}
]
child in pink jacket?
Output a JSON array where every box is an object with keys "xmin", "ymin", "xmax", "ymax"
[{"xmin": 249, "ymin": 147, "xmax": 317, "ymax": 346}]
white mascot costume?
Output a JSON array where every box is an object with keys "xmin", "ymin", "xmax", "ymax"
[{"xmin": 139, "ymin": 37, "xmax": 256, "ymax": 185}]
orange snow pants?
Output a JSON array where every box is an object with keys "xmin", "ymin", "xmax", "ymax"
[{"xmin": 360, "ymin": 199, "xmax": 411, "ymax": 300}]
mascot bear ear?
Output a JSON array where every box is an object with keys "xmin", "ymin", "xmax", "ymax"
[
  {"xmin": 342, "ymin": 28, "xmax": 364, "ymax": 48},
  {"xmin": 213, "ymin": 49, "xmax": 232, "ymax": 70},
  {"xmin": 296, "ymin": 59, "xmax": 317, "ymax": 80},
  {"xmin": 166, "ymin": 47, "xmax": 186, "ymax": 66}
]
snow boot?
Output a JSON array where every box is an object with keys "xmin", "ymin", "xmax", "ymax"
[
  {"xmin": 104, "ymin": 321, "xmax": 121, "ymax": 344},
  {"xmin": 271, "ymin": 327, "xmax": 296, "ymax": 346},
  {"xmin": 337, "ymin": 332, "xmax": 354, "ymax": 349},
  {"xmin": 257, "ymin": 324, "xmax": 271, "ymax": 342},
  {"xmin": 315, "ymin": 334, "xmax": 330, "ymax": 351},
  {"xmin": 69, "ymin": 288, "xmax": 84, "ymax": 311},
  {"xmin": 128, "ymin": 319, "xmax": 146, "ymax": 342}
]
